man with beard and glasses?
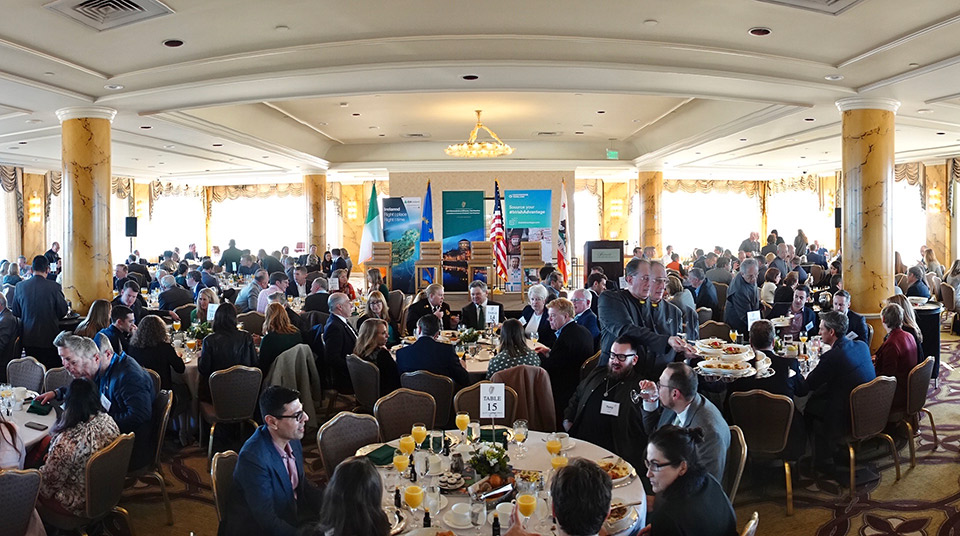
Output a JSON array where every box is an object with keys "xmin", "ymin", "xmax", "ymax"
[{"xmin": 562, "ymin": 335, "xmax": 648, "ymax": 474}]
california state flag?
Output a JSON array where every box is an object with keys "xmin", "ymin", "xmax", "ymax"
[{"xmin": 557, "ymin": 179, "xmax": 569, "ymax": 284}]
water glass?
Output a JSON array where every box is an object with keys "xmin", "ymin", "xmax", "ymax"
[
  {"xmin": 470, "ymin": 497, "xmax": 486, "ymax": 534},
  {"xmin": 429, "ymin": 429, "xmax": 443, "ymax": 454},
  {"xmin": 468, "ymin": 420, "xmax": 481, "ymax": 444}
]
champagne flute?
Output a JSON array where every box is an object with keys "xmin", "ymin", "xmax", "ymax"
[
  {"xmin": 404, "ymin": 485, "xmax": 424, "ymax": 529},
  {"xmin": 411, "ymin": 423, "xmax": 428, "ymax": 450},
  {"xmin": 530, "ymin": 331, "xmax": 540, "ymax": 345},
  {"xmin": 728, "ymin": 329, "xmax": 738, "ymax": 343},
  {"xmin": 799, "ymin": 330, "xmax": 808, "ymax": 354},
  {"xmin": 393, "ymin": 448, "xmax": 410, "ymax": 478},
  {"xmin": 456, "ymin": 411, "xmax": 470, "ymax": 443},
  {"xmin": 512, "ymin": 419, "xmax": 528, "ymax": 458},
  {"xmin": 516, "ymin": 481, "xmax": 537, "ymax": 529},
  {"xmin": 456, "ymin": 344, "xmax": 466, "ymax": 361},
  {"xmin": 172, "ymin": 319, "xmax": 181, "ymax": 331}
]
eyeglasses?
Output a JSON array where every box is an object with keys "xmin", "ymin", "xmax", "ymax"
[
  {"xmin": 609, "ymin": 352, "xmax": 637, "ymax": 363},
  {"xmin": 644, "ymin": 459, "xmax": 677, "ymax": 472},
  {"xmin": 570, "ymin": 298, "xmax": 588, "ymax": 303},
  {"xmin": 274, "ymin": 410, "xmax": 307, "ymax": 422},
  {"xmin": 656, "ymin": 382, "xmax": 674, "ymax": 391}
]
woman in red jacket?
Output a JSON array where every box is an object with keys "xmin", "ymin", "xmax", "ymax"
[{"xmin": 873, "ymin": 303, "xmax": 918, "ymax": 412}]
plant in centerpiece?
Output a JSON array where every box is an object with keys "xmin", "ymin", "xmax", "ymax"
[
  {"xmin": 460, "ymin": 328, "xmax": 481, "ymax": 344},
  {"xmin": 187, "ymin": 321, "xmax": 212, "ymax": 340},
  {"xmin": 469, "ymin": 441, "xmax": 510, "ymax": 480}
]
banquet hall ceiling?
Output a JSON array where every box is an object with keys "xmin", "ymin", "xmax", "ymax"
[{"xmin": 1, "ymin": 0, "xmax": 960, "ymax": 180}]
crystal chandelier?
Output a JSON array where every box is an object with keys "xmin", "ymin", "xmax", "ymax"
[{"xmin": 445, "ymin": 110, "xmax": 514, "ymax": 158}]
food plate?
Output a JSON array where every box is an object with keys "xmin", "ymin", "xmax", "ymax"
[
  {"xmin": 597, "ymin": 457, "xmax": 636, "ymax": 487},
  {"xmin": 755, "ymin": 367, "xmax": 776, "ymax": 379},
  {"xmin": 515, "ymin": 469, "xmax": 543, "ymax": 483},
  {"xmin": 697, "ymin": 344, "xmax": 752, "ymax": 361},
  {"xmin": 438, "ymin": 472, "xmax": 465, "ymax": 490},
  {"xmin": 770, "ymin": 315, "xmax": 794, "ymax": 328},
  {"xmin": 908, "ymin": 296, "xmax": 929, "ymax": 307},
  {"xmin": 695, "ymin": 338, "xmax": 727, "ymax": 350},
  {"xmin": 698, "ymin": 359, "xmax": 753, "ymax": 375},
  {"xmin": 754, "ymin": 356, "xmax": 772, "ymax": 373},
  {"xmin": 605, "ymin": 497, "xmax": 641, "ymax": 534}
]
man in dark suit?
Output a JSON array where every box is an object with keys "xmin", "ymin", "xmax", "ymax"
[
  {"xmin": 684, "ymin": 267, "xmax": 718, "ymax": 312},
  {"xmin": 766, "ymin": 285, "xmax": 819, "ymax": 339},
  {"xmin": 538, "ymin": 298, "xmax": 595, "ymax": 422},
  {"xmin": 303, "ymin": 277, "xmax": 330, "ymax": 314},
  {"xmin": 723, "ymin": 258, "xmax": 760, "ymax": 334},
  {"xmin": 200, "ymin": 260, "xmax": 222, "ymax": 293},
  {"xmin": 459, "ymin": 280, "xmax": 504, "ymax": 330},
  {"xmin": 571, "ymin": 288, "xmax": 600, "ymax": 350},
  {"xmin": 586, "ymin": 272, "xmax": 606, "ymax": 315},
  {"xmin": 11, "ymin": 255, "xmax": 67, "ymax": 368},
  {"xmin": 0, "ymin": 293, "xmax": 20, "ymax": 380},
  {"xmin": 286, "ymin": 266, "xmax": 309, "ymax": 298},
  {"xmin": 219, "ymin": 386, "xmax": 320, "ymax": 536},
  {"xmin": 760, "ymin": 234, "xmax": 778, "ymax": 257},
  {"xmin": 833, "ymin": 290, "xmax": 869, "ymax": 344},
  {"xmin": 806, "ymin": 245, "xmax": 827, "ymax": 268},
  {"xmin": 114, "ymin": 263, "xmax": 133, "ymax": 293},
  {"xmin": 127, "ymin": 254, "xmax": 150, "ymax": 279},
  {"xmin": 158, "ymin": 275, "xmax": 193, "ymax": 311},
  {"xmin": 396, "ymin": 314, "xmax": 470, "ymax": 388},
  {"xmin": 297, "ymin": 244, "xmax": 320, "ymax": 270},
  {"xmin": 801, "ymin": 310, "xmax": 875, "ymax": 472},
  {"xmin": 327, "ymin": 248, "xmax": 348, "ymax": 278},
  {"xmin": 405, "ymin": 283, "xmax": 458, "ymax": 334},
  {"xmin": 43, "ymin": 241, "xmax": 60, "ymax": 267},
  {"xmin": 597, "ymin": 258, "xmax": 686, "ymax": 369},
  {"xmin": 260, "ymin": 251, "xmax": 285, "ymax": 277},
  {"xmin": 97, "ymin": 305, "xmax": 134, "ymax": 354},
  {"xmin": 187, "ymin": 270, "xmax": 207, "ymax": 300},
  {"xmin": 321, "ymin": 293, "xmax": 357, "ymax": 394},
  {"xmin": 113, "ymin": 280, "xmax": 149, "ymax": 323},
  {"xmin": 218, "ymin": 238, "xmax": 243, "ymax": 273},
  {"xmin": 905, "ymin": 265, "xmax": 931, "ymax": 298}
]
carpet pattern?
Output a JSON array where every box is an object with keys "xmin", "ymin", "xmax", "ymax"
[{"xmin": 100, "ymin": 338, "xmax": 960, "ymax": 535}]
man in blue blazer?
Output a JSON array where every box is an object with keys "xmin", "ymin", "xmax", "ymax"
[
  {"xmin": 684, "ymin": 267, "xmax": 718, "ymax": 312},
  {"xmin": 571, "ymin": 288, "xmax": 600, "ymax": 351},
  {"xmin": 833, "ymin": 290, "xmax": 869, "ymax": 344},
  {"xmin": 396, "ymin": 314, "xmax": 470, "ymax": 388},
  {"xmin": 220, "ymin": 386, "xmax": 320, "ymax": 536}
]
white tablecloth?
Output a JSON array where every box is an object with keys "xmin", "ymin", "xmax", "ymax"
[
  {"xmin": 372, "ymin": 430, "xmax": 646, "ymax": 535},
  {"xmin": 9, "ymin": 402, "xmax": 58, "ymax": 447}
]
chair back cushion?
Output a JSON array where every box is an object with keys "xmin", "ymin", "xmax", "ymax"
[
  {"xmin": 729, "ymin": 389, "xmax": 794, "ymax": 454},
  {"xmin": 211, "ymin": 451, "xmax": 238, "ymax": 522},
  {"xmin": 453, "ymin": 382, "xmax": 518, "ymax": 427},
  {"xmin": 388, "ymin": 290, "xmax": 405, "ymax": 323},
  {"xmin": 6, "ymin": 356, "xmax": 45, "ymax": 391},
  {"xmin": 316, "ymin": 411, "xmax": 380, "ymax": 476},
  {"xmin": 174, "ymin": 304, "xmax": 196, "ymax": 330},
  {"xmin": 86, "ymin": 433, "xmax": 135, "ymax": 518},
  {"xmin": 401, "ymin": 370, "xmax": 455, "ymax": 427},
  {"xmin": 44, "ymin": 366, "xmax": 73, "ymax": 393},
  {"xmin": 347, "ymin": 354, "xmax": 381, "ymax": 412},
  {"xmin": 150, "ymin": 390, "xmax": 173, "ymax": 468},
  {"xmin": 713, "ymin": 283, "xmax": 728, "ymax": 320},
  {"xmin": 579, "ymin": 352, "xmax": 600, "ymax": 381},
  {"xmin": 699, "ymin": 321, "xmax": 732, "ymax": 341},
  {"xmin": 0, "ymin": 469, "xmax": 41, "ymax": 536},
  {"xmin": 907, "ymin": 357, "xmax": 935, "ymax": 415},
  {"xmin": 237, "ymin": 312, "xmax": 265, "ymax": 336},
  {"xmin": 942, "ymin": 282, "xmax": 956, "ymax": 312},
  {"xmin": 300, "ymin": 311, "xmax": 326, "ymax": 330},
  {"xmin": 724, "ymin": 425, "xmax": 747, "ymax": 502},
  {"xmin": 374, "ymin": 388, "xmax": 436, "ymax": 440},
  {"xmin": 146, "ymin": 369, "xmax": 161, "ymax": 395},
  {"xmin": 209, "ymin": 365, "xmax": 263, "ymax": 422},
  {"xmin": 491, "ymin": 365, "xmax": 555, "ymax": 432},
  {"xmin": 696, "ymin": 307, "xmax": 713, "ymax": 324},
  {"xmin": 850, "ymin": 376, "xmax": 898, "ymax": 440}
]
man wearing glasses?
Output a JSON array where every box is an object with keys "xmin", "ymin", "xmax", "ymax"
[
  {"xmin": 562, "ymin": 335, "xmax": 648, "ymax": 479},
  {"xmin": 570, "ymin": 288, "xmax": 600, "ymax": 351},
  {"xmin": 643, "ymin": 262, "xmax": 689, "ymax": 380},
  {"xmin": 220, "ymin": 386, "xmax": 321, "ymax": 536}
]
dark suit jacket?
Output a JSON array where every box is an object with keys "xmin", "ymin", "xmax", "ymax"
[
  {"xmin": 773, "ymin": 284, "xmax": 795, "ymax": 303},
  {"xmin": 766, "ymin": 303, "xmax": 819, "ymax": 334},
  {"xmin": 802, "ymin": 337, "xmax": 875, "ymax": 440},
  {"xmin": 575, "ymin": 309, "xmax": 601, "ymax": 349},
  {"xmin": 395, "ymin": 336, "xmax": 470, "ymax": 388},
  {"xmin": 520, "ymin": 305, "xmax": 557, "ymax": 348},
  {"xmin": 327, "ymin": 257, "xmax": 347, "ymax": 277},
  {"xmin": 218, "ymin": 246, "xmax": 243, "ymax": 273},
  {"xmin": 541, "ymin": 321, "xmax": 594, "ymax": 422},
  {"xmin": 806, "ymin": 251, "xmax": 827, "ymax": 267},
  {"xmin": 0, "ymin": 309, "xmax": 20, "ymax": 372},
  {"xmin": 459, "ymin": 300, "xmax": 505, "ymax": 330},
  {"xmin": 596, "ymin": 289, "xmax": 670, "ymax": 369},
  {"xmin": 303, "ymin": 291, "xmax": 330, "ymax": 313},
  {"xmin": 647, "ymin": 473, "xmax": 738, "ymax": 536},
  {"xmin": 219, "ymin": 426, "xmax": 319, "ymax": 536},
  {"xmin": 723, "ymin": 273, "xmax": 759, "ymax": 334},
  {"xmin": 845, "ymin": 310, "xmax": 869, "ymax": 343},
  {"xmin": 10, "ymin": 275, "xmax": 67, "ymax": 348},
  {"xmin": 589, "ymin": 289, "xmax": 600, "ymax": 315},
  {"xmin": 405, "ymin": 299, "xmax": 454, "ymax": 334},
  {"xmin": 641, "ymin": 300, "xmax": 686, "ymax": 380},
  {"xmin": 261, "ymin": 255, "xmax": 284, "ymax": 276},
  {"xmin": 322, "ymin": 315, "xmax": 357, "ymax": 393},
  {"xmin": 641, "ymin": 394, "xmax": 731, "ymax": 482},
  {"xmin": 158, "ymin": 286, "xmax": 193, "ymax": 311},
  {"xmin": 907, "ymin": 280, "xmax": 931, "ymax": 298},
  {"xmin": 686, "ymin": 278, "xmax": 718, "ymax": 311}
]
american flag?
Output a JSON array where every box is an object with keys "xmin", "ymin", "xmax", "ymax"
[{"xmin": 491, "ymin": 180, "xmax": 508, "ymax": 281}]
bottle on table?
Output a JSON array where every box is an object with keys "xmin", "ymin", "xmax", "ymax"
[
  {"xmin": 423, "ymin": 507, "xmax": 431, "ymax": 528},
  {"xmin": 491, "ymin": 512, "xmax": 501, "ymax": 536}
]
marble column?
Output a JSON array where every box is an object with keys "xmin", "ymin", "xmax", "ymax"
[
  {"xmin": 57, "ymin": 106, "xmax": 116, "ymax": 315},
  {"xmin": 836, "ymin": 97, "xmax": 899, "ymax": 352},
  {"xmin": 304, "ymin": 174, "xmax": 327, "ymax": 252},
  {"xmin": 638, "ymin": 171, "xmax": 663, "ymax": 254},
  {"xmin": 925, "ymin": 164, "xmax": 950, "ymax": 265}
]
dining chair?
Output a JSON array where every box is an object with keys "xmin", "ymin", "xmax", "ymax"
[
  {"xmin": 126, "ymin": 389, "xmax": 174, "ymax": 525},
  {"xmin": 453, "ymin": 381, "xmax": 518, "ymax": 427},
  {"xmin": 0, "ymin": 468, "xmax": 41, "ymax": 536},
  {"xmin": 401, "ymin": 370, "xmax": 455, "ymax": 428},
  {"xmin": 729, "ymin": 390, "xmax": 795, "ymax": 514},
  {"xmin": 201, "ymin": 365, "xmax": 262, "ymax": 466},
  {"xmin": 888, "ymin": 357, "xmax": 937, "ymax": 467},
  {"xmin": 373, "ymin": 388, "xmax": 436, "ymax": 441},
  {"xmin": 6, "ymin": 356, "xmax": 45, "ymax": 392},
  {"xmin": 696, "ymin": 307, "xmax": 713, "ymax": 325},
  {"xmin": 211, "ymin": 451, "xmax": 239, "ymax": 522},
  {"xmin": 316, "ymin": 411, "xmax": 380, "ymax": 476},
  {"xmin": 713, "ymin": 282, "xmax": 728, "ymax": 320},
  {"xmin": 847, "ymin": 376, "xmax": 900, "ymax": 497},
  {"xmin": 698, "ymin": 320, "xmax": 732, "ymax": 341},
  {"xmin": 579, "ymin": 351, "xmax": 600, "ymax": 381},
  {"xmin": 146, "ymin": 368, "xmax": 161, "ymax": 395},
  {"xmin": 38, "ymin": 433, "xmax": 135, "ymax": 535},
  {"xmin": 387, "ymin": 290, "xmax": 405, "ymax": 324},
  {"xmin": 237, "ymin": 311, "xmax": 265, "ymax": 335},
  {"xmin": 739, "ymin": 512, "xmax": 759, "ymax": 536},
  {"xmin": 491, "ymin": 365, "xmax": 556, "ymax": 432},
  {"xmin": 723, "ymin": 425, "xmax": 748, "ymax": 505},
  {"xmin": 810, "ymin": 264, "xmax": 824, "ymax": 286},
  {"xmin": 940, "ymin": 282, "xmax": 956, "ymax": 326},
  {"xmin": 43, "ymin": 366, "xmax": 74, "ymax": 393},
  {"xmin": 346, "ymin": 354, "xmax": 381, "ymax": 413},
  {"xmin": 174, "ymin": 304, "xmax": 196, "ymax": 329}
]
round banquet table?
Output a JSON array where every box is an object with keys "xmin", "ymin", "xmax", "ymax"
[
  {"xmin": 364, "ymin": 430, "xmax": 647, "ymax": 535},
  {"xmin": 8, "ymin": 400, "xmax": 58, "ymax": 447},
  {"xmin": 391, "ymin": 336, "xmax": 539, "ymax": 383}
]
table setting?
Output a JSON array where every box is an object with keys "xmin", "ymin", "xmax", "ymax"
[{"xmin": 1, "ymin": 383, "xmax": 58, "ymax": 447}]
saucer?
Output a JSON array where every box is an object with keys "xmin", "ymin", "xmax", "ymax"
[{"xmin": 443, "ymin": 511, "xmax": 474, "ymax": 530}]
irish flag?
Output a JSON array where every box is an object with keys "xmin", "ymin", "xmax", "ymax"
[{"xmin": 358, "ymin": 184, "xmax": 383, "ymax": 263}]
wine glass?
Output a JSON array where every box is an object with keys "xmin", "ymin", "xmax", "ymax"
[
  {"xmin": 516, "ymin": 481, "xmax": 538, "ymax": 529},
  {"xmin": 468, "ymin": 420, "xmax": 481, "ymax": 444},
  {"xmin": 468, "ymin": 343, "xmax": 479, "ymax": 361},
  {"xmin": 545, "ymin": 432, "xmax": 562, "ymax": 457},
  {"xmin": 456, "ymin": 411, "xmax": 470, "ymax": 443},
  {"xmin": 398, "ymin": 434, "xmax": 416, "ymax": 456},
  {"xmin": 728, "ymin": 329, "xmax": 738, "ymax": 343},
  {"xmin": 404, "ymin": 485, "xmax": 424, "ymax": 529},
  {"xmin": 411, "ymin": 423, "xmax": 428, "ymax": 450},
  {"xmin": 799, "ymin": 330, "xmax": 808, "ymax": 353},
  {"xmin": 456, "ymin": 344, "xmax": 466, "ymax": 361},
  {"xmin": 429, "ymin": 429, "xmax": 443, "ymax": 455},
  {"xmin": 512, "ymin": 419, "xmax": 528, "ymax": 458},
  {"xmin": 530, "ymin": 331, "xmax": 540, "ymax": 345},
  {"xmin": 550, "ymin": 451, "xmax": 568, "ymax": 471},
  {"xmin": 393, "ymin": 448, "xmax": 409, "ymax": 478},
  {"xmin": 470, "ymin": 496, "xmax": 486, "ymax": 535},
  {"xmin": 172, "ymin": 319, "xmax": 181, "ymax": 331}
]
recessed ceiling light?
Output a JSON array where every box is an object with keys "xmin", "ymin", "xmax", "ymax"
[
  {"xmin": 163, "ymin": 144, "xmax": 175, "ymax": 149},
  {"xmin": 824, "ymin": 74, "xmax": 844, "ymax": 81},
  {"xmin": 461, "ymin": 74, "xmax": 479, "ymax": 81},
  {"xmin": 596, "ymin": 110, "xmax": 606, "ymax": 114},
  {"xmin": 908, "ymin": 62, "xmax": 920, "ymax": 68},
  {"xmin": 8, "ymin": 147, "xmax": 18, "ymax": 150},
  {"xmin": 43, "ymin": 72, "xmax": 54, "ymax": 77},
  {"xmin": 275, "ymin": 25, "xmax": 289, "ymax": 31},
  {"xmin": 748, "ymin": 27, "xmax": 772, "ymax": 37},
  {"xmin": 163, "ymin": 39, "xmax": 184, "ymax": 48},
  {"xmin": 158, "ymin": 162, "xmax": 165, "ymax": 165},
  {"xmin": 800, "ymin": 156, "xmax": 806, "ymax": 159},
  {"xmin": 18, "ymin": 141, "xmax": 27, "ymax": 145},
  {"xmin": 317, "ymin": 122, "xmax": 328, "ymax": 126},
  {"xmin": 757, "ymin": 164, "xmax": 764, "ymax": 167},
  {"xmin": 352, "ymin": 113, "xmax": 360, "ymax": 117},
  {"xmin": 804, "ymin": 117, "xmax": 816, "ymax": 122},
  {"xmin": 147, "ymin": 165, "xmax": 155, "ymax": 168},
  {"xmin": 104, "ymin": 84, "xmax": 124, "ymax": 90},
  {"xmin": 583, "ymin": 124, "xmax": 593, "ymax": 127},
  {"xmin": 378, "ymin": 134, "xmax": 385, "ymax": 137},
  {"xmin": 608, "ymin": 137, "xmax": 616, "ymax": 141},
  {"xmin": 936, "ymin": 132, "xmax": 946, "ymax": 135},
  {"xmin": 212, "ymin": 143, "xmax": 223, "ymax": 147},
  {"xmin": 140, "ymin": 125, "xmax": 152, "ymax": 129},
  {"xmin": 917, "ymin": 109, "xmax": 934, "ymax": 114},
  {"xmin": 340, "ymin": 102, "xmax": 349, "ymax": 108},
  {"xmin": 575, "ymin": 131, "xmax": 584, "ymax": 135},
  {"xmin": 695, "ymin": 152, "xmax": 701, "ymax": 155},
  {"xmin": 368, "ymin": 126, "xmax": 379, "ymax": 130},
  {"xmin": 643, "ymin": 19, "xmax": 658, "ymax": 26},
  {"xmin": 25, "ymin": 119, "xmax": 42, "ymax": 124},
  {"xmin": 785, "ymin": 138, "xmax": 796, "ymax": 142},
  {"xmin": 262, "ymin": 156, "xmax": 269, "ymax": 158}
]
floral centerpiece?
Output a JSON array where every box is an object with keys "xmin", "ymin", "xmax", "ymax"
[
  {"xmin": 460, "ymin": 328, "xmax": 481, "ymax": 344},
  {"xmin": 187, "ymin": 321, "xmax": 212, "ymax": 340},
  {"xmin": 469, "ymin": 441, "xmax": 510, "ymax": 479}
]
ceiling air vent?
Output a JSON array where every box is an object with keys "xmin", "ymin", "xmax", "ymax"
[
  {"xmin": 401, "ymin": 133, "xmax": 431, "ymax": 139},
  {"xmin": 754, "ymin": 0, "xmax": 865, "ymax": 15},
  {"xmin": 45, "ymin": 0, "xmax": 174, "ymax": 31},
  {"xmin": 536, "ymin": 131, "xmax": 562, "ymax": 137}
]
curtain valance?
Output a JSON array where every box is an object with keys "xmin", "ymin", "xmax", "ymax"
[
  {"xmin": 663, "ymin": 180, "xmax": 762, "ymax": 198},
  {"xmin": 894, "ymin": 162, "xmax": 925, "ymax": 209},
  {"xmin": 45, "ymin": 171, "xmax": 61, "ymax": 220},
  {"xmin": 111, "ymin": 177, "xmax": 134, "ymax": 199},
  {"xmin": 208, "ymin": 183, "xmax": 303, "ymax": 202},
  {"xmin": 1, "ymin": 165, "xmax": 24, "ymax": 226}
]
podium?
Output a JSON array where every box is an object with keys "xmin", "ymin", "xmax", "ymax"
[
  {"xmin": 467, "ymin": 241, "xmax": 494, "ymax": 287},
  {"xmin": 365, "ymin": 242, "xmax": 393, "ymax": 292},
  {"xmin": 520, "ymin": 242, "xmax": 544, "ymax": 299},
  {"xmin": 414, "ymin": 241, "xmax": 442, "ymax": 292}
]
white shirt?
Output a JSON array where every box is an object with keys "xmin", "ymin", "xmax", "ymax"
[
  {"xmin": 297, "ymin": 282, "xmax": 307, "ymax": 297},
  {"xmin": 642, "ymin": 399, "xmax": 692, "ymax": 427},
  {"xmin": 256, "ymin": 284, "xmax": 283, "ymax": 313},
  {"xmin": 525, "ymin": 311, "xmax": 543, "ymax": 336}
]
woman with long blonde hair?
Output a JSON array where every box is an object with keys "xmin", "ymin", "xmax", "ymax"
[
  {"xmin": 190, "ymin": 287, "xmax": 220, "ymax": 325},
  {"xmin": 353, "ymin": 318, "xmax": 400, "ymax": 394},
  {"xmin": 358, "ymin": 290, "xmax": 398, "ymax": 346},
  {"xmin": 886, "ymin": 294, "xmax": 924, "ymax": 364}
]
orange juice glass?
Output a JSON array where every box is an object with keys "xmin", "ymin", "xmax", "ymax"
[
  {"xmin": 398, "ymin": 434, "xmax": 416, "ymax": 455},
  {"xmin": 411, "ymin": 423, "xmax": 427, "ymax": 446}
]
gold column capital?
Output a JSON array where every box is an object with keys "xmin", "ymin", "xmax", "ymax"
[
  {"xmin": 55, "ymin": 106, "xmax": 117, "ymax": 123},
  {"xmin": 835, "ymin": 97, "xmax": 900, "ymax": 113}
]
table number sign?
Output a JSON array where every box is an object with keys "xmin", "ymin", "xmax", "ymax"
[
  {"xmin": 207, "ymin": 303, "xmax": 219, "ymax": 322},
  {"xmin": 480, "ymin": 383, "xmax": 505, "ymax": 419},
  {"xmin": 485, "ymin": 306, "xmax": 500, "ymax": 326},
  {"xmin": 329, "ymin": 278, "xmax": 339, "ymax": 291}
]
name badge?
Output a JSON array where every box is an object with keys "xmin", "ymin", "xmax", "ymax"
[
  {"xmin": 518, "ymin": 316, "xmax": 527, "ymax": 326},
  {"xmin": 846, "ymin": 331, "xmax": 858, "ymax": 340},
  {"xmin": 805, "ymin": 321, "xmax": 815, "ymax": 332},
  {"xmin": 600, "ymin": 400, "xmax": 620, "ymax": 416},
  {"xmin": 100, "ymin": 392, "xmax": 112, "ymax": 412}
]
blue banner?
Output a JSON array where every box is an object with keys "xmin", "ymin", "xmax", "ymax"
[
  {"xmin": 505, "ymin": 189, "xmax": 552, "ymax": 263},
  {"xmin": 382, "ymin": 197, "xmax": 422, "ymax": 293}
]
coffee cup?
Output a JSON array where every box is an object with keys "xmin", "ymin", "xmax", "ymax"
[
  {"xmin": 556, "ymin": 432, "xmax": 570, "ymax": 449},
  {"xmin": 12, "ymin": 387, "xmax": 26, "ymax": 401},
  {"xmin": 450, "ymin": 503, "xmax": 471, "ymax": 525},
  {"xmin": 496, "ymin": 502, "xmax": 513, "ymax": 525}
]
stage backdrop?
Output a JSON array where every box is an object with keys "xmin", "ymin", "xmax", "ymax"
[
  {"xmin": 442, "ymin": 191, "xmax": 486, "ymax": 291},
  {"xmin": 382, "ymin": 197, "xmax": 422, "ymax": 293},
  {"xmin": 505, "ymin": 189, "xmax": 553, "ymax": 265}
]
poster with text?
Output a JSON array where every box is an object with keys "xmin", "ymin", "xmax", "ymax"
[
  {"xmin": 382, "ymin": 197, "xmax": 422, "ymax": 293},
  {"xmin": 442, "ymin": 191, "xmax": 486, "ymax": 291},
  {"xmin": 505, "ymin": 189, "xmax": 553, "ymax": 263}
]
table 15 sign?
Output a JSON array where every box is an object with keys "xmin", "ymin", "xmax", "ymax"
[{"xmin": 480, "ymin": 383, "xmax": 505, "ymax": 419}]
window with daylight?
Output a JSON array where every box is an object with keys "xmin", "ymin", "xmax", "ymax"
[
  {"xmin": 661, "ymin": 189, "xmax": 761, "ymax": 259},
  {"xmin": 137, "ymin": 195, "xmax": 206, "ymax": 260},
  {"xmin": 209, "ymin": 195, "xmax": 307, "ymax": 255},
  {"xmin": 766, "ymin": 189, "xmax": 836, "ymax": 253},
  {"xmin": 890, "ymin": 179, "xmax": 926, "ymax": 262},
  {"xmin": 573, "ymin": 189, "xmax": 601, "ymax": 258}
]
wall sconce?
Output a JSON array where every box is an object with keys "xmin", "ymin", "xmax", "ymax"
[
  {"xmin": 609, "ymin": 199, "xmax": 624, "ymax": 219},
  {"xmin": 28, "ymin": 192, "xmax": 42, "ymax": 223},
  {"xmin": 135, "ymin": 199, "xmax": 146, "ymax": 218},
  {"xmin": 346, "ymin": 200, "xmax": 358, "ymax": 220},
  {"xmin": 929, "ymin": 187, "xmax": 942, "ymax": 213}
]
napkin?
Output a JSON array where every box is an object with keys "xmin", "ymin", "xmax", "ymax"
[
  {"xmin": 480, "ymin": 428, "xmax": 508, "ymax": 443},
  {"xmin": 420, "ymin": 436, "xmax": 444, "ymax": 452},
  {"xmin": 27, "ymin": 400, "xmax": 52, "ymax": 416},
  {"xmin": 366, "ymin": 444, "xmax": 395, "ymax": 466}
]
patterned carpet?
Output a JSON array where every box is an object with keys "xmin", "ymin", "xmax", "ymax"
[{"xmin": 99, "ymin": 335, "xmax": 960, "ymax": 536}]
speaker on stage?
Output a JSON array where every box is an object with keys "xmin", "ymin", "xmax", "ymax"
[
  {"xmin": 125, "ymin": 217, "xmax": 138, "ymax": 237},
  {"xmin": 834, "ymin": 207, "xmax": 841, "ymax": 229}
]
